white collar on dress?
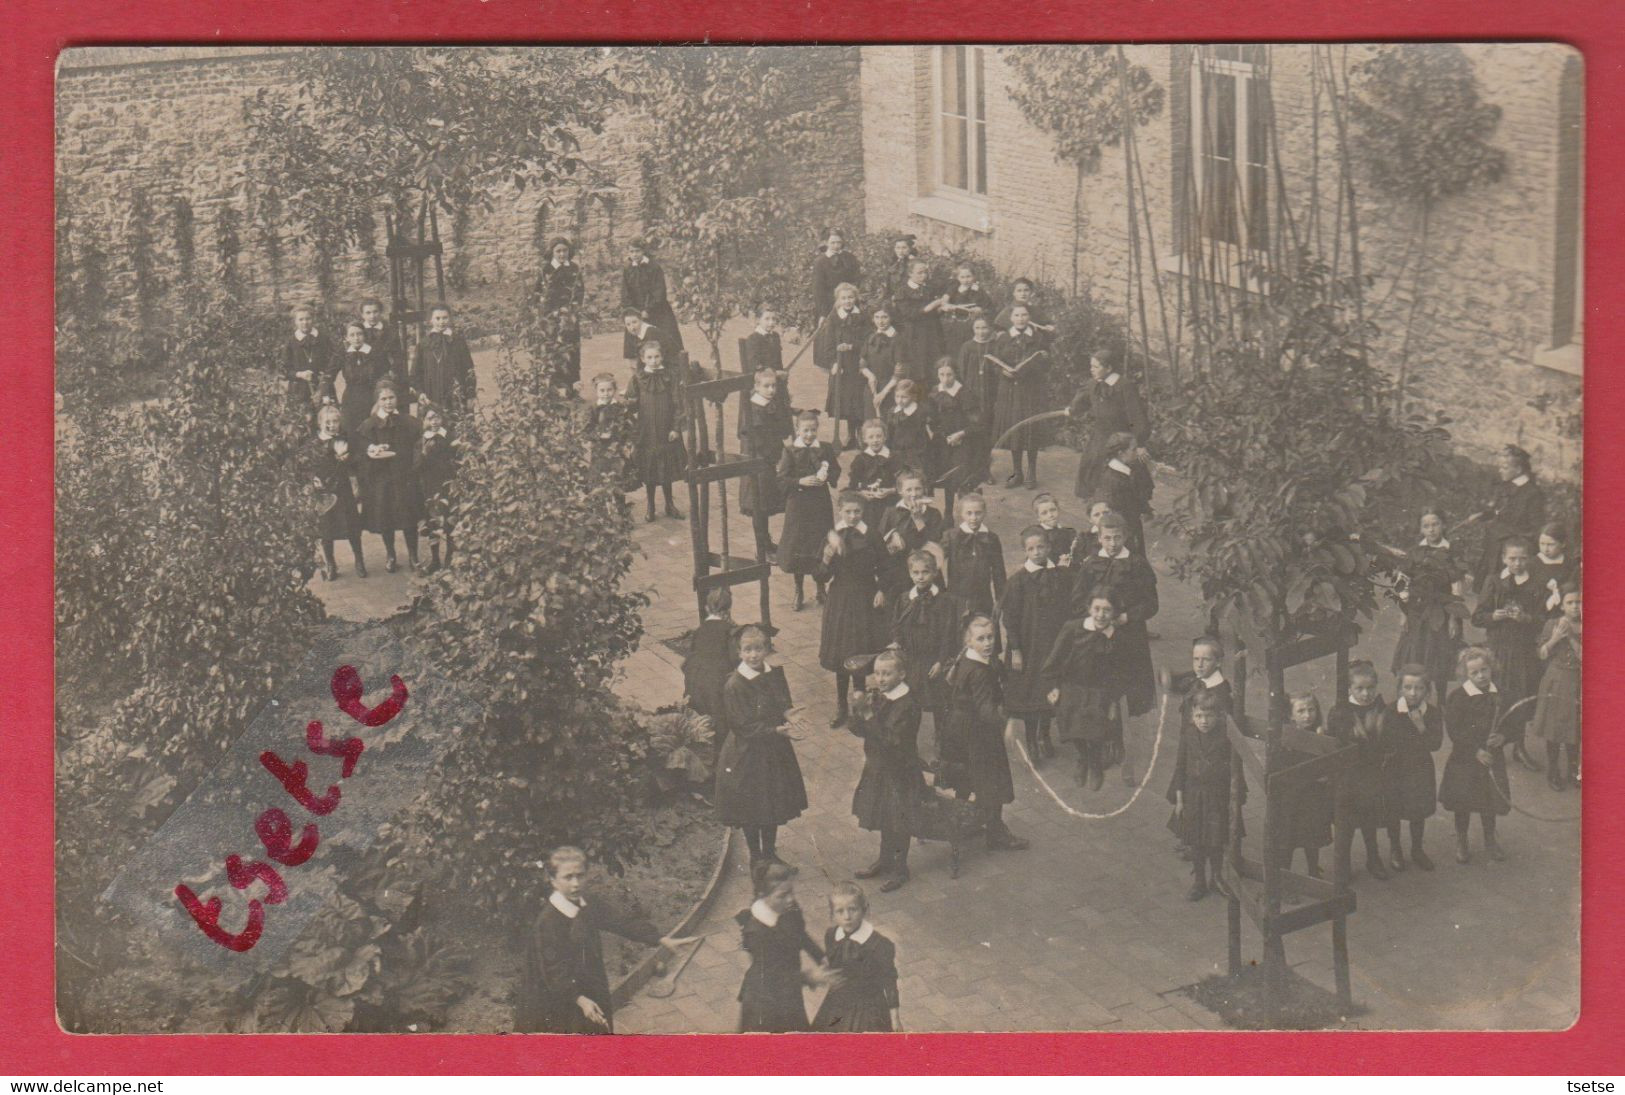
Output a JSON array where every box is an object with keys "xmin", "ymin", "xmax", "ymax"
[
  {"xmin": 642, "ymin": 363, "xmax": 665, "ymax": 374},
  {"xmin": 906, "ymin": 280, "xmax": 922, "ymax": 290},
  {"xmin": 838, "ymin": 306, "xmax": 858, "ymax": 319},
  {"xmin": 834, "ymin": 921, "xmax": 874, "ymax": 944},
  {"xmin": 792, "ymin": 435, "xmax": 816, "ymax": 449},
  {"xmin": 895, "ymin": 402, "xmax": 918, "ymax": 417},
  {"xmin": 883, "ymin": 682, "xmax": 910, "ymax": 701},
  {"xmin": 1347, "ymin": 693, "xmax": 1378, "ymax": 708},
  {"xmin": 737, "ymin": 661, "xmax": 768, "ymax": 680},
  {"xmin": 834, "ymin": 519, "xmax": 868, "ymax": 534},
  {"xmin": 909, "ymin": 583, "xmax": 940, "ymax": 600},
  {"xmin": 1107, "ymin": 458, "xmax": 1133, "ymax": 475},
  {"xmin": 1500, "ymin": 568, "xmax": 1530, "ymax": 585},
  {"xmin": 1512, "ymin": 474, "xmax": 1530, "ymax": 487},
  {"xmin": 1098, "ymin": 547, "xmax": 1131, "ymax": 560},
  {"xmin": 877, "ymin": 327, "xmax": 897, "ymax": 338},
  {"xmin": 750, "ymin": 899, "xmax": 780, "ymax": 928},
  {"xmin": 959, "ymin": 522, "xmax": 984, "ymax": 535},
  {"xmin": 1463, "ymin": 680, "xmax": 1499, "ymax": 697},
  {"xmin": 1022, "ymin": 558, "xmax": 1054, "ymax": 573},
  {"xmin": 294, "ymin": 329, "xmax": 316, "ymax": 341},
  {"xmin": 704, "ymin": 613, "xmax": 726, "ymax": 622},
  {"xmin": 317, "ymin": 431, "xmax": 336, "ymax": 442},
  {"xmin": 632, "ymin": 256, "xmax": 650, "ymax": 266},
  {"xmin": 864, "ymin": 445, "xmax": 892, "ymax": 458},
  {"xmin": 1421, "ymin": 538, "xmax": 1451, "ymax": 549},
  {"xmin": 1396, "ymin": 697, "xmax": 1427, "ymax": 716},
  {"xmin": 1199, "ymin": 670, "xmax": 1225, "ymax": 689},
  {"xmin": 348, "ymin": 344, "xmax": 371, "ymax": 355},
  {"xmin": 549, "ymin": 890, "xmax": 582, "ymax": 919},
  {"xmin": 938, "ymin": 381, "xmax": 962, "ymax": 396},
  {"xmin": 750, "ymin": 392, "xmax": 771, "ymax": 407},
  {"xmin": 964, "ymin": 647, "xmax": 990, "ymax": 665},
  {"xmin": 1538, "ymin": 552, "xmax": 1565, "ymax": 565},
  {"xmin": 432, "ymin": 327, "xmax": 455, "ymax": 337},
  {"xmin": 1083, "ymin": 617, "xmax": 1115, "ymax": 636},
  {"xmin": 424, "ymin": 427, "xmax": 447, "ymax": 439},
  {"xmin": 1104, "ymin": 372, "xmax": 1122, "ymax": 386},
  {"xmin": 1009, "ymin": 325, "xmax": 1034, "ymax": 337},
  {"xmin": 551, "ymin": 258, "xmax": 570, "ymax": 269}
]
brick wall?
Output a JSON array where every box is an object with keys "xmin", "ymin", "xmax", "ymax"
[
  {"xmin": 56, "ymin": 46, "xmax": 866, "ymax": 337},
  {"xmin": 858, "ymin": 43, "xmax": 1583, "ymax": 480}
]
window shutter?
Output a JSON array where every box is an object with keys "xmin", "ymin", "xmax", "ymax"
[{"xmin": 1171, "ymin": 45, "xmax": 1194, "ymax": 256}]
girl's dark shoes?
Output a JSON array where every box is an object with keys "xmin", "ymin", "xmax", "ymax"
[
  {"xmin": 355, "ymin": 559, "xmax": 368, "ymax": 578},
  {"xmin": 1186, "ymin": 880, "xmax": 1208, "ymax": 902},
  {"xmin": 1411, "ymin": 848, "xmax": 1435, "ymax": 871},
  {"xmin": 793, "ymin": 589, "xmax": 805, "ymax": 612},
  {"xmin": 1389, "ymin": 850, "xmax": 1408, "ymax": 872},
  {"xmin": 1005, "ymin": 472, "xmax": 1024, "ymax": 488},
  {"xmin": 665, "ymin": 501, "xmax": 685, "ymax": 520},
  {"xmin": 645, "ymin": 503, "xmax": 658, "ymax": 523},
  {"xmin": 1512, "ymin": 743, "xmax": 1543, "ymax": 772},
  {"xmin": 880, "ymin": 868, "xmax": 909, "ymax": 893},
  {"xmin": 854, "ymin": 860, "xmax": 887, "ymax": 879},
  {"xmin": 1548, "ymin": 770, "xmax": 1565, "ymax": 791},
  {"xmin": 1455, "ymin": 836, "xmax": 1471, "ymax": 864},
  {"xmin": 831, "ymin": 710, "xmax": 848, "ymax": 729},
  {"xmin": 986, "ymin": 828, "xmax": 1029, "ymax": 852},
  {"xmin": 1366, "ymin": 858, "xmax": 1391, "ymax": 881},
  {"xmin": 1485, "ymin": 838, "xmax": 1508, "ymax": 862},
  {"xmin": 385, "ymin": 557, "xmax": 398, "ymax": 574}
]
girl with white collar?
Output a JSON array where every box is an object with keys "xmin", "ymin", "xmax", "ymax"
[
  {"xmin": 336, "ymin": 320, "xmax": 382, "ymax": 435},
  {"xmin": 816, "ymin": 282, "xmax": 871, "ymax": 450},
  {"xmin": 1471, "ymin": 536, "xmax": 1549, "ymax": 772},
  {"xmin": 1041, "ymin": 589, "xmax": 1126, "ymax": 790},
  {"xmin": 777, "ymin": 410, "xmax": 840, "ymax": 610},
  {"xmin": 1390, "ymin": 509, "xmax": 1467, "ymax": 701},
  {"xmin": 1381, "ymin": 665, "xmax": 1445, "ymax": 872},
  {"xmin": 624, "ymin": 339, "xmax": 689, "ymax": 524},
  {"xmin": 1468, "ymin": 444, "xmax": 1547, "ymax": 592},
  {"xmin": 1530, "ymin": 521, "xmax": 1577, "ymax": 618},
  {"xmin": 942, "ymin": 614, "xmax": 1030, "ymax": 851},
  {"xmin": 812, "ymin": 881, "xmax": 902, "ymax": 1032},
  {"xmin": 820, "ymin": 491, "xmax": 886, "ymax": 728},
  {"xmin": 715, "ymin": 626, "xmax": 807, "ymax": 868},
  {"xmin": 735, "ymin": 861, "xmax": 832, "ymax": 1033},
  {"xmin": 846, "ymin": 649, "xmax": 925, "ymax": 892},
  {"xmin": 1004, "ymin": 525, "xmax": 1070, "ymax": 766},
  {"xmin": 1439, "ymin": 647, "xmax": 1512, "ymax": 863},
  {"xmin": 1094, "ymin": 430, "xmax": 1153, "ymax": 553}
]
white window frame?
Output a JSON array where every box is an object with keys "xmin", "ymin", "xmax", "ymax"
[
  {"xmin": 910, "ymin": 45, "xmax": 993, "ymax": 233},
  {"xmin": 1187, "ymin": 47, "xmax": 1270, "ymax": 278}
]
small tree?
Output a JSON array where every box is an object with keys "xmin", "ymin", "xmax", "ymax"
[
  {"xmin": 411, "ymin": 308, "xmax": 650, "ymax": 913},
  {"xmin": 243, "ymin": 47, "xmax": 620, "ymax": 289},
  {"xmin": 1350, "ymin": 44, "xmax": 1506, "ymax": 403},
  {"xmin": 620, "ymin": 47, "xmax": 821, "ymax": 370},
  {"xmin": 1160, "ymin": 251, "xmax": 1451, "ymax": 667},
  {"xmin": 1003, "ymin": 45, "xmax": 1164, "ymax": 298}
]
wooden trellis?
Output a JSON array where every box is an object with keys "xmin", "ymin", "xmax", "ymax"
[
  {"xmin": 1224, "ymin": 624, "xmax": 1360, "ymax": 1015},
  {"xmin": 384, "ymin": 197, "xmax": 447, "ymax": 366},
  {"xmin": 683, "ymin": 345, "xmax": 775, "ymax": 630}
]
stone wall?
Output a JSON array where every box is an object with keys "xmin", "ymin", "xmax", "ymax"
[
  {"xmin": 56, "ymin": 46, "xmax": 866, "ymax": 339},
  {"xmin": 858, "ymin": 43, "xmax": 1583, "ymax": 480}
]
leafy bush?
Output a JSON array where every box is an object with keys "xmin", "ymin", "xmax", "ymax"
[
  {"xmin": 1159, "ymin": 250, "xmax": 1452, "ymax": 646},
  {"xmin": 644, "ymin": 706, "xmax": 715, "ymax": 794},
  {"xmin": 410, "ymin": 313, "xmax": 651, "ymax": 912}
]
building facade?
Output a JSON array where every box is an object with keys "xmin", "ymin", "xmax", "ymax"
[{"xmin": 858, "ymin": 44, "xmax": 1583, "ymax": 476}]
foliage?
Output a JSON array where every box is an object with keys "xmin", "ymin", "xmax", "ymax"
[
  {"xmin": 1002, "ymin": 45, "xmax": 1164, "ymax": 297},
  {"xmin": 645, "ymin": 706, "xmax": 715, "ymax": 794},
  {"xmin": 617, "ymin": 47, "xmax": 823, "ymax": 368},
  {"xmin": 1350, "ymin": 45, "xmax": 1507, "ymax": 206},
  {"xmin": 1159, "ymin": 251, "xmax": 1452, "ymax": 646},
  {"xmin": 247, "ymin": 841, "xmax": 469, "ymax": 1033},
  {"xmin": 242, "ymin": 47, "xmax": 620, "ymax": 272},
  {"xmin": 56, "ymin": 283, "xmax": 326, "ymax": 798},
  {"xmin": 411, "ymin": 315, "xmax": 651, "ymax": 911},
  {"xmin": 215, "ymin": 203, "xmax": 244, "ymax": 299}
]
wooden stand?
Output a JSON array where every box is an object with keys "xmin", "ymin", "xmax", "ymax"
[
  {"xmin": 384, "ymin": 198, "xmax": 447, "ymax": 370},
  {"xmin": 1223, "ymin": 624, "xmax": 1361, "ymax": 1016},
  {"xmin": 682, "ymin": 340, "xmax": 775, "ymax": 630}
]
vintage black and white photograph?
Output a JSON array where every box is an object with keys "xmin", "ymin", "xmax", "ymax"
[{"xmin": 54, "ymin": 42, "xmax": 1582, "ymax": 1034}]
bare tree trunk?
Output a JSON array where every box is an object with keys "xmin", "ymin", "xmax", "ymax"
[{"xmin": 1395, "ymin": 201, "xmax": 1430, "ymax": 408}]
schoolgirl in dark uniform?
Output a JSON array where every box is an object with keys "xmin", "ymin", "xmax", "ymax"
[
  {"xmin": 1471, "ymin": 536, "xmax": 1548, "ymax": 772},
  {"xmin": 622, "ymin": 236, "xmax": 685, "ymax": 357},
  {"xmin": 847, "ymin": 649, "xmax": 925, "ymax": 891},
  {"xmin": 535, "ymin": 237, "xmax": 586, "ymax": 390},
  {"xmin": 735, "ymin": 862, "xmax": 829, "ymax": 1033},
  {"xmin": 812, "ymin": 882, "xmax": 902, "ymax": 1033},
  {"xmin": 416, "ymin": 406, "xmax": 457, "ymax": 573},
  {"xmin": 1391, "ymin": 510, "xmax": 1466, "ymax": 700},
  {"xmin": 311, "ymin": 403, "xmax": 365, "ymax": 581},
  {"xmin": 1167, "ymin": 688, "xmax": 1243, "ymax": 900},
  {"xmin": 820, "ymin": 491, "xmax": 886, "ymax": 728},
  {"xmin": 624, "ymin": 339, "xmax": 689, "ymax": 524},
  {"xmin": 811, "ymin": 228, "xmax": 862, "ymax": 321},
  {"xmin": 847, "ymin": 420, "xmax": 900, "ymax": 533},
  {"xmin": 1066, "ymin": 350, "xmax": 1150, "ymax": 503},
  {"xmin": 988, "ymin": 303, "xmax": 1050, "ymax": 489},
  {"xmin": 358, "ymin": 298, "xmax": 405, "ymax": 392},
  {"xmin": 777, "ymin": 410, "xmax": 839, "ymax": 610},
  {"xmin": 335, "ymin": 321, "xmax": 385, "ymax": 435},
  {"xmin": 409, "ymin": 304, "xmax": 477, "ymax": 416},
  {"xmin": 1382, "ymin": 665, "xmax": 1444, "ymax": 872},
  {"xmin": 1327, "ymin": 662, "xmax": 1393, "ymax": 882},
  {"xmin": 939, "ymin": 262, "xmax": 994, "ymax": 357},
  {"xmin": 943, "ymin": 614, "xmax": 1030, "ymax": 851},
  {"xmin": 815, "ymin": 283, "xmax": 870, "ymax": 451},
  {"xmin": 929, "ymin": 358, "xmax": 980, "ymax": 513},
  {"xmin": 1439, "ymin": 647, "xmax": 1511, "ymax": 863},
  {"xmin": 357, "ymin": 382, "xmax": 421, "ymax": 573},
  {"xmin": 1042, "ymin": 588, "xmax": 1127, "ymax": 790},
  {"xmin": 877, "ymin": 471, "xmax": 944, "ymax": 603},
  {"xmin": 283, "ymin": 305, "xmax": 331, "ymax": 418},
  {"xmin": 884, "ymin": 378, "xmax": 933, "ymax": 482},
  {"xmin": 891, "ymin": 258, "xmax": 947, "ymax": 388},
  {"xmin": 1469, "ymin": 445, "xmax": 1546, "ymax": 593},
  {"xmin": 716, "ymin": 625, "xmax": 807, "ymax": 867},
  {"xmin": 1004, "ymin": 526, "xmax": 1070, "ymax": 766},
  {"xmin": 890, "ymin": 550, "xmax": 959, "ymax": 734}
]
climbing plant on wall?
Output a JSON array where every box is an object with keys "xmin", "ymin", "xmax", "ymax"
[{"xmin": 1350, "ymin": 44, "xmax": 1507, "ymax": 403}]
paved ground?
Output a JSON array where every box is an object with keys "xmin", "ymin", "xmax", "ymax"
[{"xmin": 314, "ymin": 320, "xmax": 1580, "ymax": 1032}]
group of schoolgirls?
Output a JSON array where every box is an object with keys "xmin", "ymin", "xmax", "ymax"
[
  {"xmin": 286, "ymin": 299, "xmax": 472, "ymax": 579},
  {"xmin": 1161, "ymin": 514, "xmax": 1580, "ymax": 902}
]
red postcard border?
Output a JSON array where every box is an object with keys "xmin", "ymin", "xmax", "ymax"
[{"xmin": 3, "ymin": 0, "xmax": 1619, "ymax": 1075}]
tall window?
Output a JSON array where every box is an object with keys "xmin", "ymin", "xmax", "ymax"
[
  {"xmin": 1190, "ymin": 45, "xmax": 1269, "ymax": 254},
  {"xmin": 937, "ymin": 45, "xmax": 988, "ymax": 196},
  {"xmin": 1552, "ymin": 54, "xmax": 1583, "ymax": 350}
]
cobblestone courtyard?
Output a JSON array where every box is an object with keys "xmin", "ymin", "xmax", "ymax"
[{"xmin": 314, "ymin": 323, "xmax": 1580, "ymax": 1033}]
